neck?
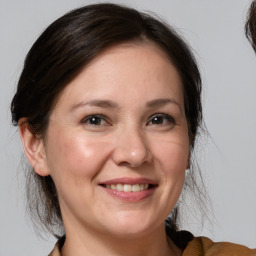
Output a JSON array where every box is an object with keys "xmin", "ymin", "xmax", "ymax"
[{"xmin": 61, "ymin": 222, "xmax": 182, "ymax": 256}]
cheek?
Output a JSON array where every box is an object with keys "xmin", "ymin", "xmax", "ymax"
[
  {"xmin": 150, "ymin": 137, "xmax": 189, "ymax": 218},
  {"xmin": 154, "ymin": 136, "xmax": 189, "ymax": 174},
  {"xmin": 45, "ymin": 128, "xmax": 112, "ymax": 182},
  {"xmin": 160, "ymin": 146, "xmax": 188, "ymax": 187},
  {"xmin": 152, "ymin": 135, "xmax": 189, "ymax": 201}
]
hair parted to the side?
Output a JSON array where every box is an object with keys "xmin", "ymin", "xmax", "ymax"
[
  {"xmin": 11, "ymin": 3, "xmax": 206, "ymax": 238},
  {"xmin": 245, "ymin": 0, "xmax": 256, "ymax": 52}
]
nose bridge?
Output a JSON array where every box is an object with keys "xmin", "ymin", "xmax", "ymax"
[{"xmin": 112, "ymin": 123, "xmax": 151, "ymax": 167}]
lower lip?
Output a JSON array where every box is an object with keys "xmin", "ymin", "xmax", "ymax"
[{"xmin": 101, "ymin": 186, "xmax": 156, "ymax": 202}]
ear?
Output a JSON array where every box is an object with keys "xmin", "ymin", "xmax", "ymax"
[{"xmin": 18, "ymin": 118, "xmax": 50, "ymax": 176}]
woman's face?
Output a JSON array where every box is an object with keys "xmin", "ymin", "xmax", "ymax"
[{"xmin": 42, "ymin": 43, "xmax": 190, "ymax": 238}]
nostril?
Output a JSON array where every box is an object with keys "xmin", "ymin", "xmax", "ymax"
[{"xmin": 118, "ymin": 161, "xmax": 133, "ymax": 167}]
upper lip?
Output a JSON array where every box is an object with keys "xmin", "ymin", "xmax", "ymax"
[{"xmin": 99, "ymin": 177, "xmax": 157, "ymax": 185}]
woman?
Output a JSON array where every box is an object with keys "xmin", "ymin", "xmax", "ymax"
[{"xmin": 11, "ymin": 3, "xmax": 255, "ymax": 256}]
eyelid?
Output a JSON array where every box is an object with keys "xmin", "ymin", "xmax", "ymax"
[
  {"xmin": 80, "ymin": 113, "xmax": 175, "ymax": 128},
  {"xmin": 81, "ymin": 114, "xmax": 111, "ymax": 126},
  {"xmin": 147, "ymin": 113, "xmax": 176, "ymax": 125}
]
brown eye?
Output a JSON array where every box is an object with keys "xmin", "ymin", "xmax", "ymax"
[
  {"xmin": 82, "ymin": 115, "xmax": 109, "ymax": 126},
  {"xmin": 88, "ymin": 116, "xmax": 102, "ymax": 125},
  {"xmin": 151, "ymin": 116, "xmax": 164, "ymax": 124},
  {"xmin": 147, "ymin": 114, "xmax": 175, "ymax": 126}
]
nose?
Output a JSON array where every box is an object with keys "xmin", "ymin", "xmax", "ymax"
[{"xmin": 111, "ymin": 127, "xmax": 152, "ymax": 168}]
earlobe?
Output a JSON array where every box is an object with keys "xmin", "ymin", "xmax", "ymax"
[{"xmin": 18, "ymin": 118, "xmax": 50, "ymax": 176}]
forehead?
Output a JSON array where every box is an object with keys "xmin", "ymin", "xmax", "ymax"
[
  {"xmin": 86, "ymin": 41, "xmax": 176, "ymax": 77},
  {"xmin": 54, "ymin": 42, "xmax": 184, "ymax": 111}
]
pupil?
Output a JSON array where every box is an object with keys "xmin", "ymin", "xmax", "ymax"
[
  {"xmin": 152, "ymin": 116, "xmax": 162, "ymax": 124},
  {"xmin": 90, "ymin": 117, "xmax": 100, "ymax": 125}
]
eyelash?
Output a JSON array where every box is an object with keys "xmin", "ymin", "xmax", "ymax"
[
  {"xmin": 146, "ymin": 114, "xmax": 176, "ymax": 127},
  {"xmin": 81, "ymin": 113, "xmax": 176, "ymax": 128},
  {"xmin": 81, "ymin": 114, "xmax": 110, "ymax": 126}
]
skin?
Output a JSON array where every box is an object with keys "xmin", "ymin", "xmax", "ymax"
[{"xmin": 19, "ymin": 42, "xmax": 190, "ymax": 256}]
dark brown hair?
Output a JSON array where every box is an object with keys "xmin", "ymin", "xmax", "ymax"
[
  {"xmin": 245, "ymin": 0, "xmax": 256, "ymax": 52},
  {"xmin": 11, "ymin": 3, "xmax": 204, "ymax": 237}
]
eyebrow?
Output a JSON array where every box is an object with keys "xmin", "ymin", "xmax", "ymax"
[
  {"xmin": 70, "ymin": 98, "xmax": 181, "ymax": 112},
  {"xmin": 146, "ymin": 98, "xmax": 181, "ymax": 109},
  {"xmin": 70, "ymin": 99, "xmax": 119, "ymax": 112}
]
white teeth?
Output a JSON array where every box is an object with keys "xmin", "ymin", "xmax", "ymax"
[
  {"xmin": 116, "ymin": 184, "xmax": 123, "ymax": 191},
  {"xmin": 110, "ymin": 184, "xmax": 116, "ymax": 189},
  {"xmin": 123, "ymin": 184, "xmax": 132, "ymax": 192},
  {"xmin": 140, "ymin": 184, "xmax": 147, "ymax": 191},
  {"xmin": 132, "ymin": 184, "xmax": 140, "ymax": 192},
  {"xmin": 105, "ymin": 184, "xmax": 150, "ymax": 192}
]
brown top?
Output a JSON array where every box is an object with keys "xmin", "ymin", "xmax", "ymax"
[
  {"xmin": 182, "ymin": 236, "xmax": 256, "ymax": 256},
  {"xmin": 49, "ymin": 235, "xmax": 256, "ymax": 256}
]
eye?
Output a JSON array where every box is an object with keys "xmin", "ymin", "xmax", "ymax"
[
  {"xmin": 81, "ymin": 115, "xmax": 110, "ymax": 126},
  {"xmin": 147, "ymin": 114, "xmax": 175, "ymax": 127}
]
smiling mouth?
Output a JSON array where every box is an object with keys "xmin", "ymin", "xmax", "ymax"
[{"xmin": 100, "ymin": 184, "xmax": 155, "ymax": 192}]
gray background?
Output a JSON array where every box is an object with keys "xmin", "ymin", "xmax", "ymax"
[{"xmin": 1, "ymin": 0, "xmax": 255, "ymax": 255}]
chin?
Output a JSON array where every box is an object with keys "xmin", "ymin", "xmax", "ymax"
[{"xmin": 99, "ymin": 211, "xmax": 163, "ymax": 238}]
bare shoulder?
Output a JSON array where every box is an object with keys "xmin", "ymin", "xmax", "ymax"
[{"xmin": 183, "ymin": 236, "xmax": 256, "ymax": 256}]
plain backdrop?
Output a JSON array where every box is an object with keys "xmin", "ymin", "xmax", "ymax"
[{"xmin": 1, "ymin": 0, "xmax": 256, "ymax": 255}]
